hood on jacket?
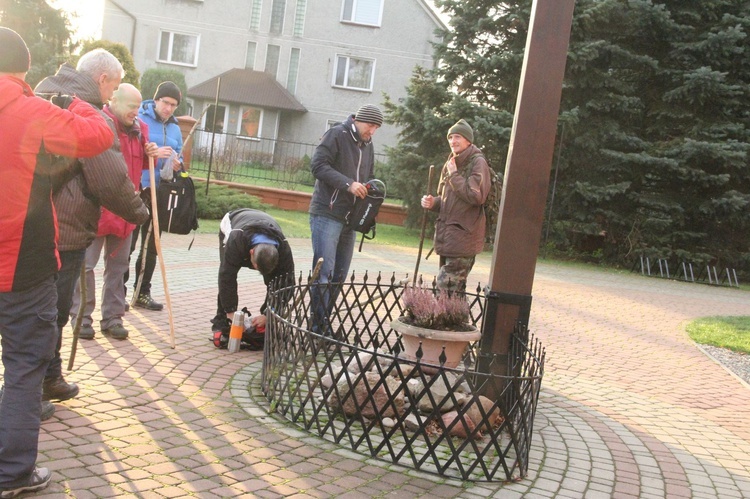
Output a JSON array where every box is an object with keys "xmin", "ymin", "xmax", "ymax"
[
  {"xmin": 139, "ymin": 99, "xmax": 179, "ymax": 126},
  {"xmin": 0, "ymin": 75, "xmax": 31, "ymax": 114},
  {"xmin": 34, "ymin": 63, "xmax": 103, "ymax": 107}
]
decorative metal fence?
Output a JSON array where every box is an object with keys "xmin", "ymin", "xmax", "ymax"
[
  {"xmin": 262, "ymin": 272, "xmax": 545, "ymax": 481},
  {"xmin": 188, "ymin": 129, "xmax": 387, "ymax": 189}
]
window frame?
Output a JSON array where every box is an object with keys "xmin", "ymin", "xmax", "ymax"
[
  {"xmin": 157, "ymin": 29, "xmax": 200, "ymax": 67},
  {"xmin": 340, "ymin": 0, "xmax": 384, "ymax": 27},
  {"xmin": 238, "ymin": 105, "xmax": 264, "ymax": 141},
  {"xmin": 332, "ymin": 54, "xmax": 375, "ymax": 92}
]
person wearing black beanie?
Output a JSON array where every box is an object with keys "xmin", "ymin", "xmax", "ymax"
[
  {"xmin": 1, "ymin": 26, "xmax": 117, "ymax": 497},
  {"xmin": 0, "ymin": 27, "xmax": 30, "ymax": 74},
  {"xmin": 154, "ymin": 81, "xmax": 182, "ymax": 105}
]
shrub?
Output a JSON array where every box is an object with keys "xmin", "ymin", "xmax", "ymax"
[{"xmin": 194, "ymin": 181, "xmax": 267, "ymax": 219}]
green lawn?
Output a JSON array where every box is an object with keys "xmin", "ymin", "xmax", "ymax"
[
  {"xmin": 198, "ymin": 207, "xmax": 424, "ymax": 248},
  {"xmin": 686, "ymin": 316, "xmax": 750, "ymax": 354}
]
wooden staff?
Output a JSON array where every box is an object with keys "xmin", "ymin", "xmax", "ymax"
[
  {"xmin": 67, "ymin": 264, "xmax": 87, "ymax": 370},
  {"xmin": 147, "ymin": 156, "xmax": 176, "ymax": 348},
  {"xmin": 182, "ymin": 106, "xmax": 209, "ymax": 152},
  {"xmin": 413, "ymin": 165, "xmax": 435, "ymax": 286}
]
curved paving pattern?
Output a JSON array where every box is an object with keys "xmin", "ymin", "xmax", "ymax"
[{"xmin": 17, "ymin": 234, "xmax": 749, "ymax": 498}]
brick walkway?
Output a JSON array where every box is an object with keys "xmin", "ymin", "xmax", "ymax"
[{"xmin": 27, "ymin": 233, "xmax": 750, "ymax": 498}]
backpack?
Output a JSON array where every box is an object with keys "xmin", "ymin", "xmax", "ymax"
[
  {"xmin": 466, "ymin": 153, "xmax": 503, "ymax": 244},
  {"xmin": 346, "ymin": 179, "xmax": 386, "ymax": 251},
  {"xmin": 157, "ymin": 172, "xmax": 199, "ymax": 234}
]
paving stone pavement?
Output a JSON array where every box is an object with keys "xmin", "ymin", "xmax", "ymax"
[{"xmin": 15, "ymin": 233, "xmax": 750, "ymax": 498}]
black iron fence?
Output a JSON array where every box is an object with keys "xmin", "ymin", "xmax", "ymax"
[
  {"xmin": 261, "ymin": 272, "xmax": 545, "ymax": 481},
  {"xmin": 188, "ymin": 129, "xmax": 388, "ymax": 189}
]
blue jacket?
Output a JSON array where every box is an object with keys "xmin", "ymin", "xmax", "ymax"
[
  {"xmin": 309, "ymin": 115, "xmax": 376, "ymax": 222},
  {"xmin": 138, "ymin": 99, "xmax": 183, "ymax": 189}
]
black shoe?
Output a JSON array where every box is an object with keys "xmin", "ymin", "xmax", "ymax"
[
  {"xmin": 134, "ymin": 294, "xmax": 163, "ymax": 311},
  {"xmin": 124, "ymin": 302, "xmax": 130, "ymax": 312},
  {"xmin": 0, "ymin": 467, "xmax": 51, "ymax": 498},
  {"xmin": 102, "ymin": 324, "xmax": 129, "ymax": 340},
  {"xmin": 77, "ymin": 324, "xmax": 95, "ymax": 340},
  {"xmin": 40, "ymin": 401, "xmax": 55, "ymax": 421},
  {"xmin": 42, "ymin": 376, "xmax": 79, "ymax": 402}
]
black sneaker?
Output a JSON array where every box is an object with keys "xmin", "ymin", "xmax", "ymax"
[
  {"xmin": 134, "ymin": 294, "xmax": 163, "ymax": 311},
  {"xmin": 102, "ymin": 324, "xmax": 129, "ymax": 340},
  {"xmin": 0, "ymin": 467, "xmax": 51, "ymax": 498},
  {"xmin": 42, "ymin": 375, "xmax": 79, "ymax": 401}
]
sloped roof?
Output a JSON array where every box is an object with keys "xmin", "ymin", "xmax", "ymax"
[{"xmin": 187, "ymin": 68, "xmax": 307, "ymax": 113}]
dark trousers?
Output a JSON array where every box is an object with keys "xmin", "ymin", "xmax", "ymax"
[
  {"xmin": 126, "ymin": 220, "xmax": 159, "ymax": 296},
  {"xmin": 46, "ymin": 249, "xmax": 86, "ymax": 379},
  {"xmin": 0, "ymin": 277, "xmax": 57, "ymax": 487}
]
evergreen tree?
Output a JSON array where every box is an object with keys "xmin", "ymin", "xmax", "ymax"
[
  {"xmin": 387, "ymin": 0, "xmax": 750, "ymax": 275},
  {"xmin": 74, "ymin": 39, "xmax": 140, "ymax": 88},
  {"xmin": 0, "ymin": 0, "xmax": 76, "ymax": 88}
]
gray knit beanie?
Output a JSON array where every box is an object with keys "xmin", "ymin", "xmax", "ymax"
[
  {"xmin": 0, "ymin": 27, "xmax": 30, "ymax": 73},
  {"xmin": 354, "ymin": 104, "xmax": 384, "ymax": 127},
  {"xmin": 447, "ymin": 119, "xmax": 474, "ymax": 143}
]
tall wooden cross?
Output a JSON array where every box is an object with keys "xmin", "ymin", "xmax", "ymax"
[{"xmin": 479, "ymin": 0, "xmax": 576, "ymax": 379}]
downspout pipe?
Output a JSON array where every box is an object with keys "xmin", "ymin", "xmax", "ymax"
[{"xmin": 107, "ymin": 0, "xmax": 137, "ymax": 53}]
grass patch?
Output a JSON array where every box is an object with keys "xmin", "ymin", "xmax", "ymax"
[
  {"xmin": 198, "ymin": 206, "xmax": 424, "ymax": 247},
  {"xmin": 686, "ymin": 316, "xmax": 750, "ymax": 354}
]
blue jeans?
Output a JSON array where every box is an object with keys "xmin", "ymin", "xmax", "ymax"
[
  {"xmin": 0, "ymin": 276, "xmax": 57, "ymax": 487},
  {"xmin": 309, "ymin": 214, "xmax": 356, "ymax": 334},
  {"xmin": 46, "ymin": 249, "xmax": 86, "ymax": 379}
]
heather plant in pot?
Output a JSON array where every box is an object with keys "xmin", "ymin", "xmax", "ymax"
[{"xmin": 391, "ymin": 286, "xmax": 482, "ymax": 373}]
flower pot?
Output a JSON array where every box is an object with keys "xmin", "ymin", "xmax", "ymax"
[{"xmin": 391, "ymin": 317, "xmax": 481, "ymax": 373}]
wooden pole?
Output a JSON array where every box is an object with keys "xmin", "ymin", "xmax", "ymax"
[
  {"xmin": 147, "ymin": 156, "xmax": 176, "ymax": 348},
  {"xmin": 413, "ymin": 165, "xmax": 435, "ymax": 286},
  {"xmin": 479, "ymin": 0, "xmax": 575, "ymax": 384}
]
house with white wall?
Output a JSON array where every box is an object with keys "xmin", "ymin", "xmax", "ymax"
[{"xmin": 102, "ymin": 0, "xmax": 445, "ymax": 153}]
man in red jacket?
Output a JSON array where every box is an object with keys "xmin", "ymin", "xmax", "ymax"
[
  {"xmin": 71, "ymin": 83, "xmax": 164, "ymax": 340},
  {"xmin": 0, "ymin": 27, "xmax": 114, "ymax": 497}
]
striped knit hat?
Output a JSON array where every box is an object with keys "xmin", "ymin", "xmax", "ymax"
[{"xmin": 354, "ymin": 104, "xmax": 383, "ymax": 127}]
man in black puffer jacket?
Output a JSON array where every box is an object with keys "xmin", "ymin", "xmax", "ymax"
[
  {"xmin": 308, "ymin": 104, "xmax": 382, "ymax": 335},
  {"xmin": 212, "ymin": 208, "xmax": 295, "ymax": 334}
]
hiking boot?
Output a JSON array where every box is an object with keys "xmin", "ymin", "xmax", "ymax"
[
  {"xmin": 77, "ymin": 324, "xmax": 95, "ymax": 340},
  {"xmin": 40, "ymin": 401, "xmax": 55, "ymax": 422},
  {"xmin": 42, "ymin": 375, "xmax": 79, "ymax": 401},
  {"xmin": 0, "ymin": 386, "xmax": 55, "ymax": 422},
  {"xmin": 102, "ymin": 324, "xmax": 129, "ymax": 340},
  {"xmin": 134, "ymin": 294, "xmax": 163, "ymax": 311},
  {"xmin": 0, "ymin": 467, "xmax": 51, "ymax": 498}
]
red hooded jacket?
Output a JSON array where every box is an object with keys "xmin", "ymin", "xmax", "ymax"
[
  {"xmin": 0, "ymin": 75, "xmax": 114, "ymax": 292},
  {"xmin": 96, "ymin": 105, "xmax": 149, "ymax": 239}
]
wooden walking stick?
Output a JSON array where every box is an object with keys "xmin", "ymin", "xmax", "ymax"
[
  {"xmin": 67, "ymin": 264, "xmax": 87, "ymax": 371},
  {"xmin": 147, "ymin": 156, "xmax": 176, "ymax": 348},
  {"xmin": 413, "ymin": 165, "xmax": 435, "ymax": 286}
]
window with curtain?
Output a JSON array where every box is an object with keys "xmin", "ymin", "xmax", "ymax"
[
  {"xmin": 341, "ymin": 0, "xmax": 383, "ymax": 27},
  {"xmin": 240, "ymin": 107, "xmax": 263, "ymax": 138},
  {"xmin": 333, "ymin": 55, "xmax": 374, "ymax": 91},
  {"xmin": 158, "ymin": 30, "xmax": 199, "ymax": 66}
]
